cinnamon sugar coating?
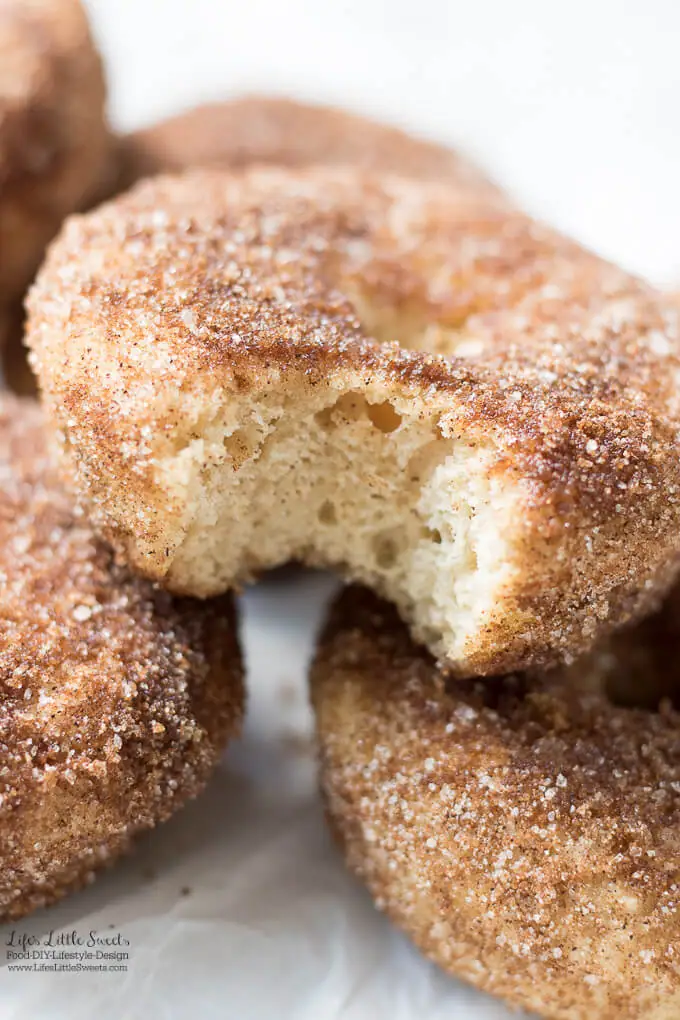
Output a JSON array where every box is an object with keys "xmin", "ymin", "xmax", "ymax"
[
  {"xmin": 116, "ymin": 95, "xmax": 495, "ymax": 193},
  {"xmin": 0, "ymin": 397, "xmax": 243, "ymax": 921},
  {"xmin": 0, "ymin": 0, "xmax": 112, "ymax": 303},
  {"xmin": 311, "ymin": 586, "xmax": 680, "ymax": 1020},
  {"xmin": 6, "ymin": 95, "xmax": 492, "ymax": 395},
  {"xmin": 26, "ymin": 168, "xmax": 680, "ymax": 675}
]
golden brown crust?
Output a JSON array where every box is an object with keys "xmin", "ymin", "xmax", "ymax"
[
  {"xmin": 311, "ymin": 585, "xmax": 680, "ymax": 1020},
  {"xmin": 116, "ymin": 95, "xmax": 496, "ymax": 194},
  {"xmin": 0, "ymin": 0, "xmax": 112, "ymax": 302},
  {"xmin": 0, "ymin": 396, "xmax": 244, "ymax": 921},
  {"xmin": 26, "ymin": 168, "xmax": 680, "ymax": 675}
]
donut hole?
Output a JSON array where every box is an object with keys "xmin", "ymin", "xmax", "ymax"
[{"xmin": 348, "ymin": 292, "xmax": 476, "ymax": 357}]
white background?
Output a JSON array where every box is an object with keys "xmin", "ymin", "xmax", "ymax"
[
  {"xmin": 91, "ymin": 0, "xmax": 680, "ymax": 286},
  {"xmin": 2, "ymin": 1, "xmax": 680, "ymax": 1017}
]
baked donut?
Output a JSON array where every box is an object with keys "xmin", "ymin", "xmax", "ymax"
[
  {"xmin": 311, "ymin": 585, "xmax": 680, "ymax": 1020},
  {"xmin": 27, "ymin": 168, "xmax": 680, "ymax": 676},
  {"xmin": 0, "ymin": 0, "xmax": 111, "ymax": 303},
  {"xmin": 0, "ymin": 396, "xmax": 244, "ymax": 921},
  {"xmin": 116, "ymin": 95, "xmax": 495, "ymax": 193}
]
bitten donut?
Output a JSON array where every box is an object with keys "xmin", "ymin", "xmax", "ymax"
[
  {"xmin": 311, "ymin": 586, "xmax": 680, "ymax": 1020},
  {"xmin": 0, "ymin": 396, "xmax": 244, "ymax": 921},
  {"xmin": 116, "ymin": 95, "xmax": 495, "ymax": 193},
  {"xmin": 27, "ymin": 168, "xmax": 680, "ymax": 676},
  {"xmin": 0, "ymin": 0, "xmax": 111, "ymax": 303}
]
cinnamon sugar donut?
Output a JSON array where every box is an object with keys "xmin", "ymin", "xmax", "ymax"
[
  {"xmin": 311, "ymin": 585, "xmax": 680, "ymax": 1020},
  {"xmin": 0, "ymin": 0, "xmax": 111, "ymax": 303},
  {"xmin": 116, "ymin": 95, "xmax": 495, "ymax": 194},
  {"xmin": 27, "ymin": 168, "xmax": 680, "ymax": 676},
  {"xmin": 0, "ymin": 396, "xmax": 243, "ymax": 921}
]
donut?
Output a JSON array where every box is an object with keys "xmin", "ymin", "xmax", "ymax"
[
  {"xmin": 0, "ymin": 0, "xmax": 111, "ymax": 303},
  {"xmin": 27, "ymin": 168, "xmax": 680, "ymax": 676},
  {"xmin": 0, "ymin": 396, "xmax": 244, "ymax": 921},
  {"xmin": 311, "ymin": 585, "xmax": 680, "ymax": 1020},
  {"xmin": 116, "ymin": 95, "xmax": 496, "ymax": 193}
]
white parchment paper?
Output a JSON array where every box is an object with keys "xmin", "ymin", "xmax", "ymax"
[{"xmin": 3, "ymin": 0, "xmax": 680, "ymax": 1014}]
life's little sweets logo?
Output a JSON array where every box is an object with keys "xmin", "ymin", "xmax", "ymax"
[{"xmin": 5, "ymin": 928, "xmax": 130, "ymax": 973}]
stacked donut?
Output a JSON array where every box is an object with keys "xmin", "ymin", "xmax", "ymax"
[
  {"xmin": 3, "ymin": 5, "xmax": 680, "ymax": 1017},
  {"xmin": 0, "ymin": 0, "xmax": 111, "ymax": 384},
  {"xmin": 0, "ymin": 0, "xmax": 248, "ymax": 920}
]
